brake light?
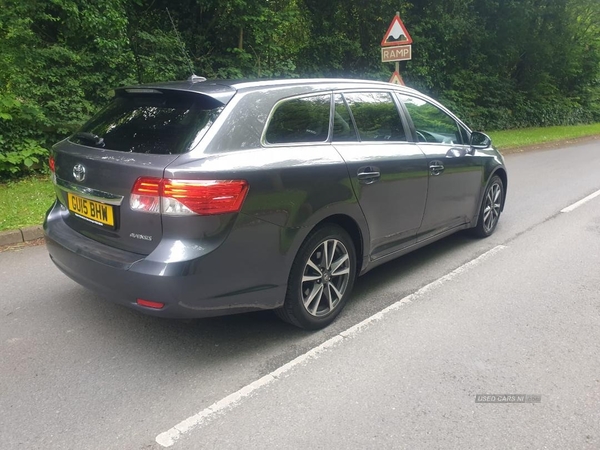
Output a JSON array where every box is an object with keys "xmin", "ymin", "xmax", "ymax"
[
  {"xmin": 130, "ymin": 177, "xmax": 249, "ymax": 216},
  {"xmin": 162, "ymin": 179, "xmax": 249, "ymax": 215}
]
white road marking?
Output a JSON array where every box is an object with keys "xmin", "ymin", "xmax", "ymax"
[
  {"xmin": 561, "ymin": 189, "xmax": 600, "ymax": 213},
  {"xmin": 155, "ymin": 245, "xmax": 507, "ymax": 447}
]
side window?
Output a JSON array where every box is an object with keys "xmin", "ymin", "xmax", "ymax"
[
  {"xmin": 265, "ymin": 94, "xmax": 331, "ymax": 144},
  {"xmin": 399, "ymin": 95, "xmax": 463, "ymax": 144},
  {"xmin": 343, "ymin": 92, "xmax": 407, "ymax": 142},
  {"xmin": 333, "ymin": 94, "xmax": 358, "ymax": 142}
]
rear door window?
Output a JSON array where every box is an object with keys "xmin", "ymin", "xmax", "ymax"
[
  {"xmin": 71, "ymin": 91, "xmax": 223, "ymax": 154},
  {"xmin": 343, "ymin": 92, "xmax": 408, "ymax": 142},
  {"xmin": 265, "ymin": 94, "xmax": 331, "ymax": 144}
]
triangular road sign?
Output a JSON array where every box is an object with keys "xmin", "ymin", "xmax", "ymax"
[
  {"xmin": 389, "ymin": 71, "xmax": 405, "ymax": 85},
  {"xmin": 381, "ymin": 15, "xmax": 413, "ymax": 46}
]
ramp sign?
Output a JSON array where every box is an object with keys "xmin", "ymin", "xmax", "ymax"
[{"xmin": 381, "ymin": 15, "xmax": 413, "ymax": 47}]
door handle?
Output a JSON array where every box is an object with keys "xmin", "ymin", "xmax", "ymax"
[
  {"xmin": 357, "ymin": 166, "xmax": 381, "ymax": 184},
  {"xmin": 429, "ymin": 161, "xmax": 445, "ymax": 176}
]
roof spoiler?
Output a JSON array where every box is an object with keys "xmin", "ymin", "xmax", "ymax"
[{"xmin": 114, "ymin": 82, "xmax": 236, "ymax": 107}]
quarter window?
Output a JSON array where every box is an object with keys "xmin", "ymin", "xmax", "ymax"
[
  {"xmin": 399, "ymin": 95, "xmax": 463, "ymax": 145},
  {"xmin": 265, "ymin": 94, "xmax": 331, "ymax": 144},
  {"xmin": 343, "ymin": 92, "xmax": 407, "ymax": 142}
]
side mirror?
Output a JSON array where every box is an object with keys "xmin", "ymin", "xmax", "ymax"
[{"xmin": 470, "ymin": 131, "xmax": 492, "ymax": 150}]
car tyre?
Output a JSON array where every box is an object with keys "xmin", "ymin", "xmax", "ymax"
[
  {"xmin": 471, "ymin": 175, "xmax": 504, "ymax": 238},
  {"xmin": 276, "ymin": 224, "xmax": 357, "ymax": 330}
]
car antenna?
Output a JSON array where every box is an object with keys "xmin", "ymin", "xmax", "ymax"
[{"xmin": 166, "ymin": 7, "xmax": 206, "ymax": 83}]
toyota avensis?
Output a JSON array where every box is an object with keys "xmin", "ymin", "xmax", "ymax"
[{"xmin": 44, "ymin": 78, "xmax": 507, "ymax": 330}]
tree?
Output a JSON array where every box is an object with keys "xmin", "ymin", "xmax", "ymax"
[{"xmin": 1, "ymin": 0, "xmax": 599, "ymax": 178}]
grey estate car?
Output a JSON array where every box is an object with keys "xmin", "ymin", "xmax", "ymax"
[{"xmin": 44, "ymin": 78, "xmax": 507, "ymax": 330}]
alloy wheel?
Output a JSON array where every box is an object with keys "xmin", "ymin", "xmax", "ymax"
[
  {"xmin": 483, "ymin": 181, "xmax": 502, "ymax": 233},
  {"xmin": 301, "ymin": 239, "xmax": 351, "ymax": 317}
]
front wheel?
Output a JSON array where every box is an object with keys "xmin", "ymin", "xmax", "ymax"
[
  {"xmin": 471, "ymin": 175, "xmax": 504, "ymax": 238},
  {"xmin": 276, "ymin": 225, "xmax": 357, "ymax": 330}
]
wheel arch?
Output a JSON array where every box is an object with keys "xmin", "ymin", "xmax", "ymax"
[
  {"xmin": 276, "ymin": 214, "xmax": 364, "ymax": 329},
  {"xmin": 490, "ymin": 167, "xmax": 508, "ymax": 211},
  {"xmin": 285, "ymin": 213, "xmax": 367, "ymax": 278},
  {"xmin": 315, "ymin": 214, "xmax": 365, "ymax": 275},
  {"xmin": 471, "ymin": 166, "xmax": 508, "ymax": 228}
]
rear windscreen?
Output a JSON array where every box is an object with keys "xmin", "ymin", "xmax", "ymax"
[{"xmin": 70, "ymin": 91, "xmax": 224, "ymax": 154}]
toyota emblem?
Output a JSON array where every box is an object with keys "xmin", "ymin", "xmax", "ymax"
[{"xmin": 73, "ymin": 163, "xmax": 86, "ymax": 182}]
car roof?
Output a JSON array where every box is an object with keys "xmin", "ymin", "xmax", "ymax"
[
  {"xmin": 117, "ymin": 77, "xmax": 422, "ymax": 103},
  {"xmin": 227, "ymin": 78, "xmax": 420, "ymax": 93}
]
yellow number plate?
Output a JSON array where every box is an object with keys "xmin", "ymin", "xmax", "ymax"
[{"xmin": 67, "ymin": 193, "xmax": 115, "ymax": 227}]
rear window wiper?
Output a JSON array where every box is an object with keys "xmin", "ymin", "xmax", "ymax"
[{"xmin": 74, "ymin": 132, "xmax": 105, "ymax": 148}]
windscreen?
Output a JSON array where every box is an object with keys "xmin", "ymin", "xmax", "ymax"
[{"xmin": 71, "ymin": 91, "xmax": 224, "ymax": 154}]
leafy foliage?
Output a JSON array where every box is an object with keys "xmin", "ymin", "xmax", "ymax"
[{"xmin": 1, "ymin": 0, "xmax": 599, "ymax": 179}]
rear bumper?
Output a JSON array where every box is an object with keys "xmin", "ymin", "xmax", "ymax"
[{"xmin": 44, "ymin": 201, "xmax": 290, "ymax": 318}]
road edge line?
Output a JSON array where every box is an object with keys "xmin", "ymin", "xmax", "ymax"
[
  {"xmin": 561, "ymin": 189, "xmax": 600, "ymax": 213},
  {"xmin": 155, "ymin": 244, "xmax": 507, "ymax": 447}
]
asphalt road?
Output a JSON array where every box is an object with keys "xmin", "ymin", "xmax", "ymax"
[{"xmin": 1, "ymin": 141, "xmax": 600, "ymax": 449}]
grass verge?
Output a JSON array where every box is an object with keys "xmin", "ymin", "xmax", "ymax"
[
  {"xmin": 0, "ymin": 176, "xmax": 55, "ymax": 231},
  {"xmin": 488, "ymin": 123, "xmax": 600, "ymax": 150}
]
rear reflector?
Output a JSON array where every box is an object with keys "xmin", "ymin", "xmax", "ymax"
[
  {"xmin": 136, "ymin": 299, "xmax": 165, "ymax": 309},
  {"xmin": 131, "ymin": 177, "xmax": 249, "ymax": 216}
]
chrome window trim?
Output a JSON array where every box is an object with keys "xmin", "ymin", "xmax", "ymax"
[
  {"xmin": 330, "ymin": 141, "xmax": 422, "ymax": 147},
  {"xmin": 415, "ymin": 142, "xmax": 471, "ymax": 147},
  {"xmin": 56, "ymin": 177, "xmax": 124, "ymax": 206}
]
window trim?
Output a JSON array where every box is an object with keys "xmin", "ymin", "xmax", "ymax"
[
  {"xmin": 258, "ymin": 88, "xmax": 470, "ymax": 149},
  {"xmin": 260, "ymin": 92, "xmax": 334, "ymax": 147}
]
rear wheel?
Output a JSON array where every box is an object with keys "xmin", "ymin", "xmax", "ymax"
[
  {"xmin": 471, "ymin": 175, "xmax": 504, "ymax": 238},
  {"xmin": 276, "ymin": 224, "xmax": 357, "ymax": 330}
]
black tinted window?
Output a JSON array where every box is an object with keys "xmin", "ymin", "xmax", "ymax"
[
  {"xmin": 333, "ymin": 95, "xmax": 358, "ymax": 142},
  {"xmin": 399, "ymin": 95, "xmax": 463, "ymax": 144},
  {"xmin": 71, "ymin": 92, "xmax": 223, "ymax": 154},
  {"xmin": 265, "ymin": 94, "xmax": 331, "ymax": 144},
  {"xmin": 343, "ymin": 92, "xmax": 407, "ymax": 142}
]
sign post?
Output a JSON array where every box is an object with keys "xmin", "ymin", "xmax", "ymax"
[{"xmin": 381, "ymin": 12, "xmax": 412, "ymax": 85}]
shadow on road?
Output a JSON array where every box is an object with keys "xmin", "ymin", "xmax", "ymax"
[{"xmin": 57, "ymin": 231, "xmax": 484, "ymax": 376}]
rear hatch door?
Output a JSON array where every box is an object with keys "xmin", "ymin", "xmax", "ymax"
[{"xmin": 52, "ymin": 86, "xmax": 232, "ymax": 254}]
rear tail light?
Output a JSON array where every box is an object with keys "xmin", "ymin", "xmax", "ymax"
[
  {"xmin": 49, "ymin": 155, "xmax": 56, "ymax": 183},
  {"xmin": 130, "ymin": 177, "xmax": 249, "ymax": 216},
  {"xmin": 131, "ymin": 178, "xmax": 161, "ymax": 214},
  {"xmin": 162, "ymin": 179, "xmax": 249, "ymax": 215},
  {"xmin": 136, "ymin": 299, "xmax": 165, "ymax": 309}
]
